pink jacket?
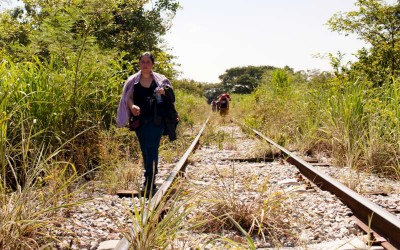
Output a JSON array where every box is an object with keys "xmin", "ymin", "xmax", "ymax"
[{"xmin": 116, "ymin": 71, "xmax": 172, "ymax": 127}]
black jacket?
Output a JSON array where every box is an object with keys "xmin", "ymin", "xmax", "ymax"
[{"xmin": 156, "ymin": 86, "xmax": 178, "ymax": 141}]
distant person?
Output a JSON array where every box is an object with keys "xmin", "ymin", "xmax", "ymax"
[
  {"xmin": 211, "ymin": 100, "xmax": 217, "ymax": 112},
  {"xmin": 117, "ymin": 52, "xmax": 179, "ymax": 196},
  {"xmin": 217, "ymin": 93, "xmax": 230, "ymax": 114},
  {"xmin": 217, "ymin": 93, "xmax": 231, "ymax": 102}
]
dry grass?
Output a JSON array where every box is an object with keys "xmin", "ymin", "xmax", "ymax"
[
  {"xmin": 0, "ymin": 161, "xmax": 86, "ymax": 249},
  {"xmin": 120, "ymin": 180, "xmax": 199, "ymax": 250},
  {"xmin": 248, "ymin": 140, "xmax": 280, "ymax": 160},
  {"xmin": 201, "ymin": 115, "xmax": 238, "ymax": 150},
  {"xmin": 185, "ymin": 163, "xmax": 297, "ymax": 248}
]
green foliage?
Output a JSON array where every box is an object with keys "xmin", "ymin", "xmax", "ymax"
[
  {"xmin": 0, "ymin": 7, "xmax": 30, "ymax": 57},
  {"xmin": 327, "ymin": 0, "xmax": 400, "ymax": 85},
  {"xmin": 231, "ymin": 66, "xmax": 400, "ymax": 176},
  {"xmin": 0, "ymin": 0, "xmax": 180, "ymax": 77},
  {"xmin": 325, "ymin": 80, "xmax": 369, "ymax": 167},
  {"xmin": 0, "ymin": 46, "xmax": 123, "ymax": 186},
  {"xmin": 203, "ymin": 82, "xmax": 225, "ymax": 103},
  {"xmin": 230, "ymin": 67, "xmax": 311, "ymax": 148},
  {"xmin": 307, "ymin": 70, "xmax": 334, "ymax": 90},
  {"xmin": 271, "ymin": 69, "xmax": 292, "ymax": 94},
  {"xmin": 203, "ymin": 65, "xmax": 278, "ymax": 103},
  {"xmin": 219, "ymin": 65, "xmax": 276, "ymax": 94},
  {"xmin": 363, "ymin": 79, "xmax": 400, "ymax": 174},
  {"xmin": 0, "ymin": 0, "xmax": 184, "ymax": 187},
  {"xmin": 175, "ymin": 89, "xmax": 209, "ymax": 128},
  {"xmin": 173, "ymin": 79, "xmax": 204, "ymax": 97}
]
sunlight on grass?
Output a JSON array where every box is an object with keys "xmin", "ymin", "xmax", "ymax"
[{"xmin": 231, "ymin": 70, "xmax": 400, "ymax": 179}]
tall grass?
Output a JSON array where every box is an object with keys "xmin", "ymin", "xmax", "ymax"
[
  {"xmin": 323, "ymin": 78, "xmax": 400, "ymax": 173},
  {"xmin": 0, "ymin": 51, "xmax": 122, "ymax": 246},
  {"xmin": 232, "ymin": 69, "xmax": 312, "ymax": 148},
  {"xmin": 174, "ymin": 89, "xmax": 209, "ymax": 128},
  {"xmin": 325, "ymin": 80, "xmax": 368, "ymax": 168},
  {"xmin": 0, "ymin": 62, "xmax": 91, "ymax": 246},
  {"xmin": 231, "ymin": 69, "xmax": 400, "ymax": 178},
  {"xmin": 1, "ymin": 48, "xmax": 123, "ymax": 180},
  {"xmin": 0, "ymin": 119, "xmax": 86, "ymax": 249},
  {"xmin": 364, "ymin": 79, "xmax": 400, "ymax": 176}
]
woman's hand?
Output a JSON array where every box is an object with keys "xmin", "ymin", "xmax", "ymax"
[
  {"xmin": 131, "ymin": 105, "xmax": 141, "ymax": 116},
  {"xmin": 155, "ymin": 87, "xmax": 165, "ymax": 95}
]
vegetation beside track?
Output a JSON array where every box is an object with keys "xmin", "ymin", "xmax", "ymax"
[
  {"xmin": 0, "ymin": 1, "xmax": 207, "ymax": 246},
  {"xmin": 229, "ymin": 69, "xmax": 400, "ymax": 179}
]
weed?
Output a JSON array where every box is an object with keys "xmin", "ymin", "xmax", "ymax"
[
  {"xmin": 121, "ymin": 181, "xmax": 197, "ymax": 249},
  {"xmin": 188, "ymin": 162, "xmax": 295, "ymax": 248}
]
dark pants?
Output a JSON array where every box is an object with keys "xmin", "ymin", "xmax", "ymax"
[{"xmin": 135, "ymin": 116, "xmax": 164, "ymax": 190}]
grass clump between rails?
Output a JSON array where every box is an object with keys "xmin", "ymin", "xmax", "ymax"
[
  {"xmin": 120, "ymin": 180, "xmax": 199, "ymax": 249},
  {"xmin": 183, "ymin": 162, "xmax": 296, "ymax": 249}
]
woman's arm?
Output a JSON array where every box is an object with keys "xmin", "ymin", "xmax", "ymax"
[{"xmin": 127, "ymin": 86, "xmax": 141, "ymax": 116}]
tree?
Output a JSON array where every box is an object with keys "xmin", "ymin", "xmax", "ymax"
[
  {"xmin": 0, "ymin": 0, "xmax": 180, "ymax": 78},
  {"xmin": 327, "ymin": 0, "xmax": 400, "ymax": 85},
  {"xmin": 0, "ymin": 7, "xmax": 30, "ymax": 57},
  {"xmin": 219, "ymin": 65, "xmax": 275, "ymax": 94}
]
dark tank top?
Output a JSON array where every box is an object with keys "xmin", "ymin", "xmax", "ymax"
[{"xmin": 133, "ymin": 80, "xmax": 157, "ymax": 117}]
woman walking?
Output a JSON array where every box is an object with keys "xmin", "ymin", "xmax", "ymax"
[{"xmin": 117, "ymin": 52, "xmax": 178, "ymax": 196}]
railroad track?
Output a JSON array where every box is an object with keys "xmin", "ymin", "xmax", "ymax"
[
  {"xmin": 108, "ymin": 116, "xmax": 400, "ymax": 249},
  {"xmin": 237, "ymin": 120, "xmax": 400, "ymax": 250}
]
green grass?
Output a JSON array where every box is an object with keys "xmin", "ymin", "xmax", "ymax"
[
  {"xmin": 231, "ymin": 71, "xmax": 400, "ymax": 178},
  {"xmin": 121, "ymin": 180, "xmax": 197, "ymax": 249}
]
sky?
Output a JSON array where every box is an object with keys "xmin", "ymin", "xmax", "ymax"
[
  {"xmin": 1, "ymin": 0, "xmax": 396, "ymax": 83},
  {"xmin": 164, "ymin": 0, "xmax": 394, "ymax": 83}
]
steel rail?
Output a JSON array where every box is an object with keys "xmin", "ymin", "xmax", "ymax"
[
  {"xmin": 114, "ymin": 116, "xmax": 210, "ymax": 250},
  {"xmin": 238, "ymin": 120, "xmax": 400, "ymax": 249},
  {"xmin": 236, "ymin": 120, "xmax": 400, "ymax": 249}
]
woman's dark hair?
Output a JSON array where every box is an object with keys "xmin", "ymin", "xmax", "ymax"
[{"xmin": 139, "ymin": 52, "xmax": 155, "ymax": 64}]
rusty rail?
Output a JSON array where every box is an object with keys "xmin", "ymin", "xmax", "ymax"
[
  {"xmin": 114, "ymin": 116, "xmax": 210, "ymax": 250},
  {"xmin": 237, "ymin": 120, "xmax": 400, "ymax": 249}
]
